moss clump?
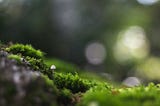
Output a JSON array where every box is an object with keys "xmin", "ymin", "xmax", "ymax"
[
  {"xmin": 25, "ymin": 56, "xmax": 48, "ymax": 70},
  {"xmin": 25, "ymin": 56, "xmax": 53, "ymax": 79},
  {"xmin": 4, "ymin": 44, "xmax": 53, "ymax": 78},
  {"xmin": 8, "ymin": 54, "xmax": 22, "ymax": 63},
  {"xmin": 5, "ymin": 44, "xmax": 44, "ymax": 59},
  {"xmin": 78, "ymin": 83, "xmax": 160, "ymax": 106},
  {"xmin": 7, "ymin": 54, "xmax": 51, "ymax": 78},
  {"xmin": 53, "ymin": 72, "xmax": 110, "ymax": 93},
  {"xmin": 54, "ymin": 72, "xmax": 92, "ymax": 93}
]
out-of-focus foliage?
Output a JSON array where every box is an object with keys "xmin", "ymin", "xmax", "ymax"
[
  {"xmin": 1, "ymin": 0, "xmax": 160, "ymax": 82},
  {"xmin": 135, "ymin": 57, "xmax": 160, "ymax": 81},
  {"xmin": 79, "ymin": 83, "xmax": 160, "ymax": 106}
]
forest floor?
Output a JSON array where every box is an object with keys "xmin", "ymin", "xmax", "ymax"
[{"xmin": 0, "ymin": 42, "xmax": 160, "ymax": 106}]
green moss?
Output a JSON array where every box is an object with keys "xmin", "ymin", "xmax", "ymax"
[
  {"xmin": 4, "ymin": 42, "xmax": 160, "ymax": 106},
  {"xmin": 79, "ymin": 83, "xmax": 160, "ymax": 106},
  {"xmin": 26, "ymin": 56, "xmax": 47, "ymax": 70},
  {"xmin": 45, "ymin": 58, "xmax": 107, "ymax": 82},
  {"xmin": 78, "ymin": 91, "xmax": 122, "ymax": 106},
  {"xmin": 57, "ymin": 89, "xmax": 73, "ymax": 105},
  {"xmin": 54, "ymin": 72, "xmax": 91, "ymax": 93},
  {"xmin": 53, "ymin": 72, "xmax": 110, "ymax": 93},
  {"xmin": 4, "ymin": 43, "xmax": 53, "ymax": 78},
  {"xmin": 26, "ymin": 56, "xmax": 54, "ymax": 79},
  {"xmin": 6, "ymin": 53, "xmax": 52, "ymax": 78},
  {"xmin": 6, "ymin": 44, "xmax": 44, "ymax": 59},
  {"xmin": 42, "ymin": 74, "xmax": 56, "ymax": 88},
  {"xmin": 8, "ymin": 54, "xmax": 22, "ymax": 63}
]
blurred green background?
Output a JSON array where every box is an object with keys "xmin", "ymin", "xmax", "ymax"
[{"xmin": 1, "ymin": 0, "xmax": 160, "ymax": 84}]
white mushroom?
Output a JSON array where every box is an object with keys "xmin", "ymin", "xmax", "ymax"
[{"xmin": 50, "ymin": 65, "xmax": 56, "ymax": 70}]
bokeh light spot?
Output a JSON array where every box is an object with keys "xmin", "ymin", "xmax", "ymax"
[
  {"xmin": 123, "ymin": 77, "xmax": 141, "ymax": 87},
  {"xmin": 136, "ymin": 57, "xmax": 160, "ymax": 80},
  {"xmin": 114, "ymin": 26, "xmax": 150, "ymax": 63},
  {"xmin": 123, "ymin": 26, "xmax": 146, "ymax": 49},
  {"xmin": 88, "ymin": 101, "xmax": 99, "ymax": 106},
  {"xmin": 85, "ymin": 42, "xmax": 106, "ymax": 65}
]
